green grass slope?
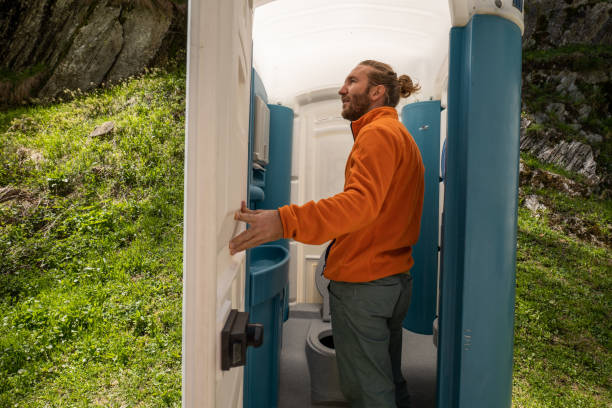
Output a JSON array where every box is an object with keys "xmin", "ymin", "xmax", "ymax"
[
  {"xmin": 0, "ymin": 65, "xmax": 185, "ymax": 407},
  {"xmin": 513, "ymin": 163, "xmax": 611, "ymax": 407},
  {"xmin": 0, "ymin": 66, "xmax": 610, "ymax": 407}
]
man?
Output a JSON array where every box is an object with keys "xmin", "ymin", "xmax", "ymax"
[{"xmin": 229, "ymin": 60, "xmax": 424, "ymax": 407}]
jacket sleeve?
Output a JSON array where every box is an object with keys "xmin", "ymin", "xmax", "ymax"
[{"xmin": 278, "ymin": 126, "xmax": 401, "ymax": 244}]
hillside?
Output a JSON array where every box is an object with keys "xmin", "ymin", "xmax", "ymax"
[{"xmin": 0, "ymin": 64, "xmax": 185, "ymax": 406}]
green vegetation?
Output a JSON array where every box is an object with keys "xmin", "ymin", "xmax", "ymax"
[
  {"xmin": 0, "ymin": 64, "xmax": 185, "ymax": 407},
  {"xmin": 513, "ymin": 161, "xmax": 611, "ymax": 407},
  {"xmin": 523, "ymin": 44, "xmax": 612, "ymax": 72},
  {"xmin": 0, "ymin": 65, "xmax": 610, "ymax": 407}
]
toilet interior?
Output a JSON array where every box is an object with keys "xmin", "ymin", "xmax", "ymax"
[{"xmin": 254, "ymin": 1, "xmax": 449, "ymax": 405}]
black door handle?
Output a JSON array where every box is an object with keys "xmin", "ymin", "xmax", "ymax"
[{"xmin": 221, "ymin": 310, "xmax": 264, "ymax": 370}]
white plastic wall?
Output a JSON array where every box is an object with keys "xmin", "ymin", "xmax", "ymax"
[{"xmin": 287, "ymin": 89, "xmax": 354, "ymax": 303}]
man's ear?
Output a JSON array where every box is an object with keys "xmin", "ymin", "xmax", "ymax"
[{"xmin": 370, "ymin": 84, "xmax": 386, "ymax": 103}]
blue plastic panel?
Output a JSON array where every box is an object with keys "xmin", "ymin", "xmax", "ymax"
[
  {"xmin": 400, "ymin": 100, "xmax": 441, "ymax": 335},
  {"xmin": 245, "ymin": 293, "xmax": 283, "ymax": 408},
  {"xmin": 244, "ymin": 71, "xmax": 293, "ymax": 408},
  {"xmin": 249, "ymin": 245, "xmax": 289, "ymax": 306},
  {"xmin": 437, "ymin": 15, "xmax": 521, "ymax": 408},
  {"xmin": 256, "ymin": 104, "xmax": 294, "ymax": 250}
]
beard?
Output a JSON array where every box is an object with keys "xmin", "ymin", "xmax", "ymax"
[{"xmin": 341, "ymin": 88, "xmax": 371, "ymax": 121}]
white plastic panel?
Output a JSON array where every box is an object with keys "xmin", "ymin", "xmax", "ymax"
[
  {"xmin": 183, "ymin": 0, "xmax": 252, "ymax": 406},
  {"xmin": 288, "ymin": 96, "xmax": 354, "ymax": 303},
  {"xmin": 448, "ymin": 0, "xmax": 524, "ymax": 34},
  {"xmin": 253, "ymin": 0, "xmax": 451, "ymax": 107}
]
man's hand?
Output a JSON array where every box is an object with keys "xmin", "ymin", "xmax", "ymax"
[{"xmin": 229, "ymin": 201, "xmax": 284, "ymax": 255}]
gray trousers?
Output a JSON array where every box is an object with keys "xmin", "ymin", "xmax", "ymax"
[{"xmin": 329, "ymin": 273, "xmax": 413, "ymax": 408}]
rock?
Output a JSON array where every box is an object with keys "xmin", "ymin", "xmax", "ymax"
[
  {"xmin": 580, "ymin": 130, "xmax": 603, "ymax": 144},
  {"xmin": 521, "ymin": 114, "xmax": 533, "ymax": 130},
  {"xmin": 537, "ymin": 140, "xmax": 599, "ymax": 184},
  {"xmin": 524, "ymin": 195, "xmax": 547, "ymax": 216},
  {"xmin": 534, "ymin": 111, "xmax": 548, "ymax": 124},
  {"xmin": 578, "ymin": 105, "xmax": 592, "ymax": 121},
  {"xmin": 524, "ymin": 0, "xmax": 612, "ymax": 47},
  {"xmin": 39, "ymin": 3, "xmax": 123, "ymax": 98},
  {"xmin": 520, "ymin": 127, "xmax": 560, "ymax": 153},
  {"xmin": 546, "ymin": 103, "xmax": 567, "ymax": 120},
  {"xmin": 106, "ymin": 6, "xmax": 172, "ymax": 83},
  {"xmin": 521, "ymin": 124, "xmax": 601, "ymax": 186},
  {"xmin": 555, "ymin": 72, "xmax": 578, "ymax": 94},
  {"xmin": 0, "ymin": 0, "xmax": 186, "ymax": 105},
  {"xmin": 89, "ymin": 121, "xmax": 115, "ymax": 138}
]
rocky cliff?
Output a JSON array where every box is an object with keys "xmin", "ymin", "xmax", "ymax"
[
  {"xmin": 520, "ymin": 0, "xmax": 611, "ymax": 193},
  {"xmin": 0, "ymin": 0, "xmax": 186, "ymax": 106}
]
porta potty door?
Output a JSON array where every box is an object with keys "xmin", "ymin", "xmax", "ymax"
[
  {"xmin": 437, "ymin": 3, "xmax": 523, "ymax": 407},
  {"xmin": 182, "ymin": 0, "xmax": 253, "ymax": 407}
]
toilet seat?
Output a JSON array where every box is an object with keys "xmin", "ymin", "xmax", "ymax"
[{"xmin": 306, "ymin": 324, "xmax": 335, "ymax": 357}]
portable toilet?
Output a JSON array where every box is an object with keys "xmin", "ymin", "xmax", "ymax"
[{"xmin": 182, "ymin": 1, "xmax": 523, "ymax": 407}]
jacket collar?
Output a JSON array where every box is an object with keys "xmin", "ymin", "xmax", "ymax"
[{"xmin": 350, "ymin": 106, "xmax": 398, "ymax": 139}]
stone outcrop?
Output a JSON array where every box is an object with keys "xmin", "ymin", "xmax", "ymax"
[
  {"xmin": 523, "ymin": 0, "xmax": 612, "ymax": 49},
  {"xmin": 520, "ymin": 115, "xmax": 600, "ymax": 185},
  {"xmin": 521, "ymin": 0, "xmax": 611, "ymax": 192},
  {"xmin": 0, "ymin": 0, "xmax": 186, "ymax": 105}
]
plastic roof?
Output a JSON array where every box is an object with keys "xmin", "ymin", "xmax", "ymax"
[{"xmin": 253, "ymin": 0, "xmax": 452, "ymax": 107}]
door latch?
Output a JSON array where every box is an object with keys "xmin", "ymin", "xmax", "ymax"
[{"xmin": 221, "ymin": 309, "xmax": 264, "ymax": 370}]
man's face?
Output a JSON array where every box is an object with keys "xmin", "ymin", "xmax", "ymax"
[{"xmin": 339, "ymin": 65, "xmax": 373, "ymax": 121}]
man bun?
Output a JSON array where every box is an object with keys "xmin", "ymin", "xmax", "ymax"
[
  {"xmin": 398, "ymin": 75, "xmax": 421, "ymax": 98},
  {"xmin": 359, "ymin": 60, "xmax": 421, "ymax": 107}
]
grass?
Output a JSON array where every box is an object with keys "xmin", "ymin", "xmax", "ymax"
[
  {"xmin": 0, "ymin": 63, "xmax": 185, "ymax": 407},
  {"xmin": 0, "ymin": 64, "xmax": 610, "ymax": 407},
  {"xmin": 513, "ymin": 161, "xmax": 611, "ymax": 407}
]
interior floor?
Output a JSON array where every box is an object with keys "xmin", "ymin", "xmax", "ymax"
[{"xmin": 279, "ymin": 304, "xmax": 437, "ymax": 408}]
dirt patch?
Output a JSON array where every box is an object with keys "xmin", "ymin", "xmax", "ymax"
[
  {"xmin": 520, "ymin": 160, "xmax": 594, "ymax": 197},
  {"xmin": 16, "ymin": 147, "xmax": 45, "ymax": 168},
  {"xmin": 0, "ymin": 186, "xmax": 32, "ymax": 204},
  {"xmin": 548, "ymin": 212, "xmax": 611, "ymax": 248}
]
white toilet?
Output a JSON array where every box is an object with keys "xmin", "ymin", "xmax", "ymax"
[{"xmin": 304, "ymin": 252, "xmax": 347, "ymax": 405}]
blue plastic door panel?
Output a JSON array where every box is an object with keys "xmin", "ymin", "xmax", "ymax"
[
  {"xmin": 437, "ymin": 15, "xmax": 522, "ymax": 408},
  {"xmin": 401, "ymin": 100, "xmax": 441, "ymax": 335},
  {"xmin": 244, "ymin": 70, "xmax": 294, "ymax": 408}
]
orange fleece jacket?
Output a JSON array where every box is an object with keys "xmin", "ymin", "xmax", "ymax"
[{"xmin": 278, "ymin": 106, "xmax": 425, "ymax": 282}]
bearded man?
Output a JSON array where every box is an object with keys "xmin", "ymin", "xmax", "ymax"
[{"xmin": 230, "ymin": 60, "xmax": 424, "ymax": 408}]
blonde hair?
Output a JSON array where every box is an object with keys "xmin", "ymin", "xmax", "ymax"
[{"xmin": 359, "ymin": 60, "xmax": 421, "ymax": 107}]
